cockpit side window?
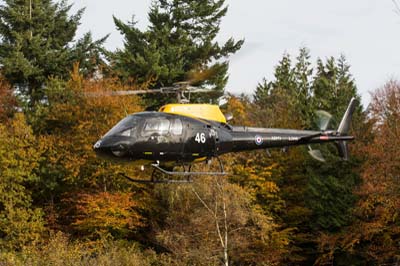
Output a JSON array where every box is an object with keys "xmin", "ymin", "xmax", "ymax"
[
  {"xmin": 143, "ymin": 118, "xmax": 170, "ymax": 136},
  {"xmin": 170, "ymin": 118, "xmax": 183, "ymax": 135}
]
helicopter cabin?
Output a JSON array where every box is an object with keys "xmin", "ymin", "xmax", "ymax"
[{"xmin": 159, "ymin": 104, "xmax": 227, "ymax": 124}]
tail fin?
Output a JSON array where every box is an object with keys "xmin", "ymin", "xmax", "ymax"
[
  {"xmin": 337, "ymin": 97, "xmax": 357, "ymax": 135},
  {"xmin": 336, "ymin": 97, "xmax": 357, "ymax": 160}
]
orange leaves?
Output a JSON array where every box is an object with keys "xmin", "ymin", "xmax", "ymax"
[
  {"xmin": 69, "ymin": 192, "xmax": 144, "ymax": 239},
  {"xmin": 37, "ymin": 67, "xmax": 146, "ymax": 189},
  {"xmin": 332, "ymin": 80, "xmax": 400, "ymax": 263},
  {"xmin": 226, "ymin": 96, "xmax": 247, "ymax": 124}
]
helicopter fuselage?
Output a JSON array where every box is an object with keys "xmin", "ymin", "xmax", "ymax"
[{"xmin": 93, "ymin": 111, "xmax": 353, "ymax": 165}]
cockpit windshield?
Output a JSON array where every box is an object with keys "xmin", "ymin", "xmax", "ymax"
[{"xmin": 103, "ymin": 115, "xmax": 139, "ymax": 138}]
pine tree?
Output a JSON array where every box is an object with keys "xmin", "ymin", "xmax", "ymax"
[
  {"xmin": 294, "ymin": 47, "xmax": 314, "ymax": 127},
  {"xmin": 253, "ymin": 50, "xmax": 315, "ymax": 265},
  {"xmin": 253, "ymin": 78, "xmax": 273, "ymax": 108},
  {"xmin": 305, "ymin": 56, "xmax": 364, "ymax": 264},
  {"xmin": 112, "ymin": 0, "xmax": 243, "ymax": 106},
  {"xmin": 0, "ymin": 0, "xmax": 107, "ymax": 105},
  {"xmin": 253, "ymin": 50, "xmax": 364, "ymax": 265}
]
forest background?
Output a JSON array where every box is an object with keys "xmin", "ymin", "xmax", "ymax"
[{"xmin": 0, "ymin": 0, "xmax": 399, "ymax": 265}]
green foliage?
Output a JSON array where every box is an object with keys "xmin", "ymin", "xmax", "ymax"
[
  {"xmin": 305, "ymin": 56, "xmax": 363, "ymax": 232},
  {"xmin": 0, "ymin": 0, "xmax": 107, "ymax": 105},
  {"xmin": 112, "ymin": 0, "xmax": 243, "ymax": 106},
  {"xmin": 253, "ymin": 48, "xmax": 364, "ymax": 265},
  {"xmin": 0, "ymin": 113, "xmax": 45, "ymax": 250}
]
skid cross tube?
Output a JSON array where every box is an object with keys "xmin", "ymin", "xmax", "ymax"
[{"xmin": 151, "ymin": 156, "xmax": 226, "ymax": 176}]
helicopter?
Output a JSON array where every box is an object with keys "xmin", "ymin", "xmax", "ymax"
[{"xmin": 92, "ymin": 83, "xmax": 357, "ymax": 183}]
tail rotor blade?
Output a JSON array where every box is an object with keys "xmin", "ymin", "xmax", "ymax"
[
  {"xmin": 308, "ymin": 146, "xmax": 326, "ymax": 162},
  {"xmin": 315, "ymin": 110, "xmax": 332, "ymax": 131}
]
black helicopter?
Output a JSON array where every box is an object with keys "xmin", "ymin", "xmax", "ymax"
[{"xmin": 93, "ymin": 85, "xmax": 357, "ymax": 183}]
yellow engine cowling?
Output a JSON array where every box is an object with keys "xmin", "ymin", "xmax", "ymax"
[{"xmin": 159, "ymin": 104, "xmax": 227, "ymax": 124}]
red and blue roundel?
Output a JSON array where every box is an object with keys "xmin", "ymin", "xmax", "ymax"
[{"xmin": 255, "ymin": 135, "xmax": 263, "ymax": 145}]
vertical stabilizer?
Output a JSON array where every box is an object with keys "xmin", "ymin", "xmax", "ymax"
[
  {"xmin": 336, "ymin": 97, "xmax": 357, "ymax": 160},
  {"xmin": 337, "ymin": 97, "xmax": 357, "ymax": 135}
]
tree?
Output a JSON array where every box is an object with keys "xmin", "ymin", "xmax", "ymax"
[
  {"xmin": 0, "ymin": 0, "xmax": 107, "ymax": 105},
  {"xmin": 320, "ymin": 80, "xmax": 400, "ymax": 265},
  {"xmin": 0, "ymin": 73, "xmax": 16, "ymax": 122},
  {"xmin": 112, "ymin": 0, "xmax": 243, "ymax": 105},
  {"xmin": 32, "ymin": 65, "xmax": 144, "ymax": 193},
  {"xmin": 0, "ymin": 113, "xmax": 44, "ymax": 250},
  {"xmin": 26, "ymin": 65, "xmax": 153, "ymax": 237},
  {"xmin": 66, "ymin": 192, "xmax": 145, "ymax": 240},
  {"xmin": 153, "ymin": 176, "xmax": 288, "ymax": 266},
  {"xmin": 307, "ymin": 55, "xmax": 363, "ymax": 231},
  {"xmin": 253, "ymin": 50, "xmax": 364, "ymax": 265}
]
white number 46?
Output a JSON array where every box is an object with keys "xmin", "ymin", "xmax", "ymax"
[{"xmin": 195, "ymin": 133, "xmax": 206, "ymax": 143}]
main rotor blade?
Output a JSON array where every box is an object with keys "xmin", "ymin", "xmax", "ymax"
[
  {"xmin": 85, "ymin": 85, "xmax": 212, "ymax": 98},
  {"xmin": 84, "ymin": 75, "xmax": 216, "ymax": 100},
  {"xmin": 85, "ymin": 89, "xmax": 161, "ymax": 97}
]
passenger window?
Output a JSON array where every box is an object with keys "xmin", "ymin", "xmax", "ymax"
[
  {"xmin": 143, "ymin": 118, "xmax": 170, "ymax": 136},
  {"xmin": 170, "ymin": 119, "xmax": 183, "ymax": 135}
]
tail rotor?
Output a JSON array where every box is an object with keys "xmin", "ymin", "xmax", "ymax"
[{"xmin": 308, "ymin": 98, "xmax": 357, "ymax": 162}]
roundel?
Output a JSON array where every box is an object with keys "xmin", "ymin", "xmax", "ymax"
[{"xmin": 255, "ymin": 135, "xmax": 263, "ymax": 146}]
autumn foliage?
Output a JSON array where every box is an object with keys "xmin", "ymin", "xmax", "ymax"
[{"xmin": 0, "ymin": 56, "xmax": 399, "ymax": 265}]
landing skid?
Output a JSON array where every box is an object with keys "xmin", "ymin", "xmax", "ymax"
[
  {"xmin": 121, "ymin": 157, "xmax": 227, "ymax": 184},
  {"xmin": 120, "ymin": 173, "xmax": 193, "ymax": 184}
]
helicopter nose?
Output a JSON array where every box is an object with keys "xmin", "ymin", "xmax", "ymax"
[
  {"xmin": 93, "ymin": 137, "xmax": 129, "ymax": 159},
  {"xmin": 93, "ymin": 139, "xmax": 106, "ymax": 156},
  {"xmin": 93, "ymin": 140, "xmax": 102, "ymax": 150}
]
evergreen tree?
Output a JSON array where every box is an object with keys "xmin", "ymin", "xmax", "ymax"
[
  {"xmin": 112, "ymin": 0, "xmax": 243, "ymax": 105},
  {"xmin": 253, "ymin": 50, "xmax": 364, "ymax": 265},
  {"xmin": 0, "ymin": 0, "xmax": 107, "ymax": 105},
  {"xmin": 253, "ymin": 78, "xmax": 273, "ymax": 108},
  {"xmin": 305, "ymin": 56, "xmax": 363, "ymax": 264},
  {"xmin": 253, "ymin": 50, "xmax": 315, "ymax": 265},
  {"xmin": 293, "ymin": 47, "xmax": 314, "ymax": 127}
]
